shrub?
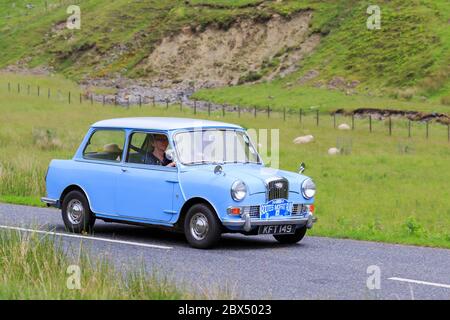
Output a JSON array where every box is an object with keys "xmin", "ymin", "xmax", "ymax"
[
  {"xmin": 404, "ymin": 216, "xmax": 422, "ymax": 236},
  {"xmin": 32, "ymin": 128, "xmax": 62, "ymax": 150},
  {"xmin": 238, "ymin": 70, "xmax": 263, "ymax": 84},
  {"xmin": 441, "ymin": 95, "xmax": 450, "ymax": 106}
]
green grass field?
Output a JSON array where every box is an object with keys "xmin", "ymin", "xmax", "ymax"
[
  {"xmin": 193, "ymin": 80, "xmax": 450, "ymax": 114},
  {"xmin": 1, "ymin": 73, "xmax": 450, "ymax": 249}
]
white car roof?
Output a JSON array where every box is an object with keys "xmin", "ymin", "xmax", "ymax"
[{"xmin": 91, "ymin": 117, "xmax": 243, "ymax": 131}]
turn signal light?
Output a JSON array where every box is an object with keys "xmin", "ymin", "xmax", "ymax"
[
  {"xmin": 308, "ymin": 204, "xmax": 315, "ymax": 213},
  {"xmin": 228, "ymin": 207, "xmax": 241, "ymax": 215}
]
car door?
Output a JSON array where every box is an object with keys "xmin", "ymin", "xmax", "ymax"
[
  {"xmin": 80, "ymin": 128, "xmax": 126, "ymax": 215},
  {"xmin": 115, "ymin": 131, "xmax": 177, "ymax": 223}
]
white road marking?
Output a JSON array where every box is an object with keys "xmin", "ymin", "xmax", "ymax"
[
  {"xmin": 388, "ymin": 277, "xmax": 450, "ymax": 289},
  {"xmin": 0, "ymin": 225, "xmax": 173, "ymax": 250}
]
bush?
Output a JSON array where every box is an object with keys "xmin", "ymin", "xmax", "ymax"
[
  {"xmin": 238, "ymin": 70, "xmax": 263, "ymax": 84},
  {"xmin": 404, "ymin": 216, "xmax": 422, "ymax": 236},
  {"xmin": 440, "ymin": 95, "xmax": 450, "ymax": 106},
  {"xmin": 397, "ymin": 88, "xmax": 416, "ymax": 100},
  {"xmin": 32, "ymin": 128, "xmax": 62, "ymax": 150}
]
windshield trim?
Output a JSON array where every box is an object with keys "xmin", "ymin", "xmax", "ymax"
[{"xmin": 172, "ymin": 128, "xmax": 262, "ymax": 166}]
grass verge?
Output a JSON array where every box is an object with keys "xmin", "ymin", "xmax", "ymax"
[{"xmin": 0, "ymin": 229, "xmax": 195, "ymax": 299}]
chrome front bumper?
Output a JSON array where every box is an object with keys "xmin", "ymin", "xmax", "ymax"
[
  {"xmin": 222, "ymin": 212, "xmax": 317, "ymax": 232},
  {"xmin": 40, "ymin": 197, "xmax": 59, "ymax": 208}
]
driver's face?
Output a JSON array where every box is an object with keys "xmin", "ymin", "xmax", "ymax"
[{"xmin": 153, "ymin": 135, "xmax": 169, "ymax": 151}]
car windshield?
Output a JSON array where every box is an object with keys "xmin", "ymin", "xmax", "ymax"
[{"xmin": 173, "ymin": 129, "xmax": 261, "ymax": 165}]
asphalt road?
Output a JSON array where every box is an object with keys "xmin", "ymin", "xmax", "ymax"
[{"xmin": 0, "ymin": 203, "xmax": 449, "ymax": 300}]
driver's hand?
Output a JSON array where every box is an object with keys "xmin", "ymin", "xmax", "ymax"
[{"xmin": 166, "ymin": 162, "xmax": 176, "ymax": 167}]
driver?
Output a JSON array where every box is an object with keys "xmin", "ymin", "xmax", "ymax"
[{"xmin": 145, "ymin": 134, "xmax": 176, "ymax": 167}]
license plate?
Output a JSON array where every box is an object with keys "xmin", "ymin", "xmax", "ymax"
[
  {"xmin": 258, "ymin": 224, "xmax": 296, "ymax": 235},
  {"xmin": 260, "ymin": 199, "xmax": 293, "ymax": 219}
]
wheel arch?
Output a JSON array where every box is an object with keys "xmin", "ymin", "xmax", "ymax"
[
  {"xmin": 175, "ymin": 197, "xmax": 221, "ymax": 231},
  {"xmin": 59, "ymin": 185, "xmax": 92, "ymax": 211}
]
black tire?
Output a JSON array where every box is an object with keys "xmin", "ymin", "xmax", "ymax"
[
  {"xmin": 184, "ymin": 204, "xmax": 222, "ymax": 249},
  {"xmin": 61, "ymin": 190, "xmax": 96, "ymax": 233},
  {"xmin": 273, "ymin": 225, "xmax": 307, "ymax": 244}
]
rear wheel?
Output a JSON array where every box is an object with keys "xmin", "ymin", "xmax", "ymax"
[
  {"xmin": 273, "ymin": 225, "xmax": 307, "ymax": 244},
  {"xmin": 184, "ymin": 204, "xmax": 222, "ymax": 249},
  {"xmin": 62, "ymin": 190, "xmax": 95, "ymax": 233}
]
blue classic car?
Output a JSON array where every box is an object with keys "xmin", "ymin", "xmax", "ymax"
[{"xmin": 42, "ymin": 117, "xmax": 316, "ymax": 248}]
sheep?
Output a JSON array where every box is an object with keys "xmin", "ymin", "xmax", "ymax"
[
  {"xmin": 338, "ymin": 123, "xmax": 351, "ymax": 130},
  {"xmin": 293, "ymin": 135, "xmax": 314, "ymax": 144},
  {"xmin": 328, "ymin": 147, "xmax": 341, "ymax": 155}
]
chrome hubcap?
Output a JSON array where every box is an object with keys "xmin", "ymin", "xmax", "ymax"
[
  {"xmin": 190, "ymin": 213, "xmax": 209, "ymax": 241},
  {"xmin": 67, "ymin": 199, "xmax": 84, "ymax": 225}
]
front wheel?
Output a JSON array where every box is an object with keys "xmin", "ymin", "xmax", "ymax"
[
  {"xmin": 273, "ymin": 225, "xmax": 307, "ymax": 244},
  {"xmin": 184, "ymin": 204, "xmax": 222, "ymax": 249},
  {"xmin": 61, "ymin": 190, "xmax": 96, "ymax": 233}
]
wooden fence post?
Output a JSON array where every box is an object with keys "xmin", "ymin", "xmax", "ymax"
[
  {"xmin": 194, "ymin": 100, "xmax": 197, "ymax": 115},
  {"xmin": 68, "ymin": 91, "xmax": 71, "ymax": 104},
  {"xmin": 389, "ymin": 116, "xmax": 392, "ymax": 136},
  {"xmin": 316, "ymin": 110, "xmax": 319, "ymax": 126},
  {"xmin": 369, "ymin": 115, "xmax": 372, "ymax": 132}
]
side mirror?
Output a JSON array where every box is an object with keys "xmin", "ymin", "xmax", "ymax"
[
  {"xmin": 165, "ymin": 149, "xmax": 175, "ymax": 161},
  {"xmin": 214, "ymin": 164, "xmax": 224, "ymax": 175},
  {"xmin": 298, "ymin": 162, "xmax": 306, "ymax": 174}
]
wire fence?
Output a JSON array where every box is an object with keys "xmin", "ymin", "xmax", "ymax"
[{"xmin": 4, "ymin": 80, "xmax": 450, "ymax": 142}]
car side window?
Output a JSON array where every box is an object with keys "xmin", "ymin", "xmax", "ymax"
[
  {"xmin": 127, "ymin": 132, "xmax": 152, "ymax": 164},
  {"xmin": 126, "ymin": 132, "xmax": 173, "ymax": 166},
  {"xmin": 83, "ymin": 130, "xmax": 125, "ymax": 162}
]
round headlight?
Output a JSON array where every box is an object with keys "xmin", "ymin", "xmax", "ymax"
[
  {"xmin": 301, "ymin": 178, "xmax": 316, "ymax": 199},
  {"xmin": 231, "ymin": 180, "xmax": 247, "ymax": 201}
]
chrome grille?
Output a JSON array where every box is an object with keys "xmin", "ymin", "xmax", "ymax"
[
  {"xmin": 241, "ymin": 203, "xmax": 306, "ymax": 218},
  {"xmin": 267, "ymin": 178, "xmax": 289, "ymax": 200},
  {"xmin": 292, "ymin": 204, "xmax": 308, "ymax": 216},
  {"xmin": 242, "ymin": 206, "xmax": 260, "ymax": 218}
]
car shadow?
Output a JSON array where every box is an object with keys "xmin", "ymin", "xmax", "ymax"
[{"xmin": 50, "ymin": 221, "xmax": 307, "ymax": 251}]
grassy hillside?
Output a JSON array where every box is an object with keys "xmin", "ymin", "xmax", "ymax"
[
  {"xmin": 1, "ymin": 73, "xmax": 450, "ymax": 249},
  {"xmin": 194, "ymin": 0, "xmax": 450, "ymax": 109},
  {"xmin": 1, "ymin": 0, "xmax": 448, "ymax": 103},
  {"xmin": 0, "ymin": 0, "xmax": 326, "ymax": 78}
]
